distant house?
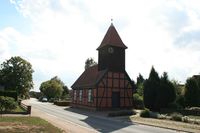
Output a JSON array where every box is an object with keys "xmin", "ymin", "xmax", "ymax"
[{"xmin": 71, "ymin": 23, "xmax": 134, "ymax": 110}]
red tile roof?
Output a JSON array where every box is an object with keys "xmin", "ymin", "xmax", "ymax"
[
  {"xmin": 97, "ymin": 23, "xmax": 127, "ymax": 50},
  {"xmin": 71, "ymin": 65, "xmax": 107, "ymax": 89}
]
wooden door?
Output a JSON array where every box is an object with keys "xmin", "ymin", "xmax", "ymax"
[{"xmin": 112, "ymin": 92, "xmax": 120, "ymax": 108}]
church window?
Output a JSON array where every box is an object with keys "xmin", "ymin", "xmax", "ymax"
[
  {"xmin": 79, "ymin": 90, "xmax": 82, "ymax": 101},
  {"xmin": 74, "ymin": 90, "xmax": 76, "ymax": 101},
  {"xmin": 88, "ymin": 89, "xmax": 93, "ymax": 102}
]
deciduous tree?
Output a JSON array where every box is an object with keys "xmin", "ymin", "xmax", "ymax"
[
  {"xmin": 85, "ymin": 58, "xmax": 97, "ymax": 70},
  {"xmin": 0, "ymin": 56, "xmax": 34, "ymax": 98},
  {"xmin": 39, "ymin": 77, "xmax": 64, "ymax": 100}
]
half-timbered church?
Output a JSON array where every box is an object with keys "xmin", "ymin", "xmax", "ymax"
[{"xmin": 71, "ymin": 23, "xmax": 134, "ymax": 110}]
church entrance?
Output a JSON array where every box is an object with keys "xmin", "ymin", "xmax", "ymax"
[{"xmin": 112, "ymin": 92, "xmax": 120, "ymax": 108}]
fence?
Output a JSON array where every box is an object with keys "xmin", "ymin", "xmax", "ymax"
[{"xmin": 20, "ymin": 102, "xmax": 31, "ymax": 115}]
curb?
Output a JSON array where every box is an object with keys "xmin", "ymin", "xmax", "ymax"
[
  {"xmin": 90, "ymin": 114, "xmax": 193, "ymax": 132},
  {"xmin": 127, "ymin": 118, "xmax": 194, "ymax": 133}
]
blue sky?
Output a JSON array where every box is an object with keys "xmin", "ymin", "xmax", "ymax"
[
  {"xmin": 0, "ymin": 0, "xmax": 30, "ymax": 32},
  {"xmin": 1, "ymin": 0, "xmax": 200, "ymax": 91}
]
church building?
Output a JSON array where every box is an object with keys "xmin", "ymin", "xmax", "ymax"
[{"xmin": 71, "ymin": 23, "xmax": 134, "ymax": 110}]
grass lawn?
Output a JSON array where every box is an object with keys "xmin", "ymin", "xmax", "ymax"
[
  {"xmin": 0, "ymin": 116, "xmax": 62, "ymax": 133},
  {"xmin": 13, "ymin": 105, "xmax": 26, "ymax": 112}
]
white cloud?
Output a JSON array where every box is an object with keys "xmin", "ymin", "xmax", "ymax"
[
  {"xmin": 1, "ymin": 0, "xmax": 200, "ymax": 91},
  {"xmin": 0, "ymin": 38, "xmax": 10, "ymax": 61}
]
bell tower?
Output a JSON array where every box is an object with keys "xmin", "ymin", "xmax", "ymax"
[{"xmin": 97, "ymin": 23, "xmax": 127, "ymax": 72}]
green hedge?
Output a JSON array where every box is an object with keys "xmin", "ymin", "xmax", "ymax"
[
  {"xmin": 54, "ymin": 101, "xmax": 71, "ymax": 106},
  {"xmin": 170, "ymin": 112, "xmax": 183, "ymax": 121},
  {"xmin": 140, "ymin": 108, "xmax": 150, "ymax": 118},
  {"xmin": 0, "ymin": 91, "xmax": 17, "ymax": 101},
  {"xmin": 108, "ymin": 110, "xmax": 136, "ymax": 117},
  {"xmin": 161, "ymin": 108, "xmax": 200, "ymax": 116}
]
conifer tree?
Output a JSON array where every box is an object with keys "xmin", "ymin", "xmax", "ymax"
[
  {"xmin": 156, "ymin": 72, "xmax": 176, "ymax": 109},
  {"xmin": 144, "ymin": 67, "xmax": 176, "ymax": 111},
  {"xmin": 144, "ymin": 66, "xmax": 160, "ymax": 111},
  {"xmin": 185, "ymin": 77, "xmax": 200, "ymax": 107}
]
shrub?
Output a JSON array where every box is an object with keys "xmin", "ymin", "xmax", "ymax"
[
  {"xmin": 133, "ymin": 93, "xmax": 144, "ymax": 109},
  {"xmin": 0, "ymin": 96, "xmax": 17, "ymax": 113},
  {"xmin": 0, "ymin": 91, "xmax": 17, "ymax": 101},
  {"xmin": 159, "ymin": 114, "xmax": 167, "ymax": 119},
  {"xmin": 4, "ymin": 97, "xmax": 17, "ymax": 111},
  {"xmin": 108, "ymin": 110, "xmax": 136, "ymax": 117},
  {"xmin": 182, "ymin": 116, "xmax": 189, "ymax": 123},
  {"xmin": 54, "ymin": 101, "xmax": 70, "ymax": 106},
  {"xmin": 140, "ymin": 108, "xmax": 150, "ymax": 118},
  {"xmin": 149, "ymin": 112, "xmax": 160, "ymax": 118},
  {"xmin": 170, "ymin": 112, "xmax": 183, "ymax": 121}
]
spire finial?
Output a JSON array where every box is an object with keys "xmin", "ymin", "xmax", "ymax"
[{"xmin": 111, "ymin": 18, "xmax": 113, "ymax": 26}]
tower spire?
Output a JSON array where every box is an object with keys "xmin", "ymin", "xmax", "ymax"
[{"xmin": 97, "ymin": 22, "xmax": 127, "ymax": 50}]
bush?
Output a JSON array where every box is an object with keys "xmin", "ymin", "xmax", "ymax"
[
  {"xmin": 133, "ymin": 93, "xmax": 144, "ymax": 109},
  {"xmin": 158, "ymin": 114, "xmax": 167, "ymax": 119},
  {"xmin": 54, "ymin": 101, "xmax": 70, "ymax": 106},
  {"xmin": 140, "ymin": 108, "xmax": 150, "ymax": 118},
  {"xmin": 108, "ymin": 110, "xmax": 136, "ymax": 117},
  {"xmin": 0, "ymin": 96, "xmax": 17, "ymax": 113},
  {"xmin": 4, "ymin": 97, "xmax": 17, "ymax": 111},
  {"xmin": 0, "ymin": 91, "xmax": 17, "ymax": 101},
  {"xmin": 170, "ymin": 112, "xmax": 183, "ymax": 121},
  {"xmin": 149, "ymin": 112, "xmax": 160, "ymax": 118},
  {"xmin": 182, "ymin": 116, "xmax": 189, "ymax": 123}
]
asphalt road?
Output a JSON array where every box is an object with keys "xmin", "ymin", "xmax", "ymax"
[{"xmin": 27, "ymin": 99, "xmax": 182, "ymax": 133}]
